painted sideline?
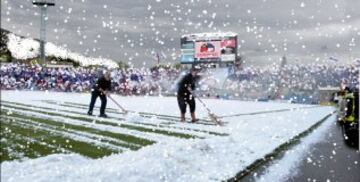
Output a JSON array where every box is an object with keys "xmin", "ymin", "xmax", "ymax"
[
  {"xmin": 226, "ymin": 111, "xmax": 335, "ymax": 182},
  {"xmin": 220, "ymin": 105, "xmax": 321, "ymax": 118}
]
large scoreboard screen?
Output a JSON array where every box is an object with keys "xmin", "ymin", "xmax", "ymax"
[{"xmin": 180, "ymin": 32, "xmax": 237, "ymax": 64}]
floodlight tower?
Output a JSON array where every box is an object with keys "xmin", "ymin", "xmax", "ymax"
[{"xmin": 32, "ymin": 0, "xmax": 55, "ymax": 65}]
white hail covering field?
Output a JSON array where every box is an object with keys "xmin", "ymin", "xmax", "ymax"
[{"xmin": 1, "ymin": 91, "xmax": 335, "ymax": 182}]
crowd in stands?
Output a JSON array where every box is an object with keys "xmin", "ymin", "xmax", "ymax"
[
  {"xmin": 0, "ymin": 63, "xmax": 180, "ymax": 95},
  {"xmin": 220, "ymin": 63, "xmax": 359, "ymax": 102},
  {"xmin": 1, "ymin": 62, "xmax": 358, "ymax": 103}
]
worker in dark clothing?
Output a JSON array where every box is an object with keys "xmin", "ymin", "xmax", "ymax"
[
  {"xmin": 87, "ymin": 71, "xmax": 111, "ymax": 118},
  {"xmin": 177, "ymin": 67, "xmax": 201, "ymax": 122},
  {"xmin": 344, "ymin": 87, "xmax": 356, "ymax": 124},
  {"xmin": 342, "ymin": 87, "xmax": 359, "ymax": 148}
]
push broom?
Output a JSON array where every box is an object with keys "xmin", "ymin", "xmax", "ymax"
[
  {"xmin": 193, "ymin": 94, "xmax": 223, "ymax": 126},
  {"xmin": 107, "ymin": 94, "xmax": 129, "ymax": 114}
]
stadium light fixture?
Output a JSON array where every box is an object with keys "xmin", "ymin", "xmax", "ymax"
[{"xmin": 32, "ymin": 0, "xmax": 55, "ymax": 65}]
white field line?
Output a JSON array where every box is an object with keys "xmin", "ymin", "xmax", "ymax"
[
  {"xmin": 4, "ymin": 113, "xmax": 134, "ymax": 150},
  {"xmin": 18, "ymin": 135, "xmax": 70, "ymax": 154},
  {"xmin": 4, "ymin": 116, "xmax": 116, "ymax": 152},
  {"xmin": 3, "ymin": 101, "xmax": 330, "ymax": 140},
  {"xmin": 3, "ymin": 128, "xmax": 68, "ymax": 153},
  {"xmin": 69, "ymin": 109, "xmax": 225, "ymax": 137},
  {"xmin": 2, "ymin": 145, "xmax": 25, "ymax": 160},
  {"xmin": 35, "ymin": 100, "xmax": 323, "ymax": 134},
  {"xmin": 220, "ymin": 106, "xmax": 334, "ymax": 128},
  {"xmin": 30, "ymin": 100, "xmax": 229, "ymax": 135},
  {"xmin": 3, "ymin": 115, "xmax": 131, "ymax": 151},
  {"xmin": 2, "ymin": 103, "xmax": 214, "ymax": 139},
  {"xmin": 218, "ymin": 105, "xmax": 319, "ymax": 118},
  {"xmin": 1, "ymin": 126, "xmax": 70, "ymax": 160},
  {"xmin": 146, "ymin": 106, "xmax": 330, "ymax": 135},
  {"xmin": 35, "ymin": 99, "xmax": 217, "ymax": 125},
  {"xmin": 1, "ymin": 132, "xmax": 29, "ymax": 159},
  {"xmin": 2, "ymin": 105, "xmax": 184, "ymax": 143}
]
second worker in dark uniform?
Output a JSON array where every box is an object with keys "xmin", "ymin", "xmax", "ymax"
[
  {"xmin": 88, "ymin": 71, "xmax": 111, "ymax": 118},
  {"xmin": 177, "ymin": 67, "xmax": 201, "ymax": 122}
]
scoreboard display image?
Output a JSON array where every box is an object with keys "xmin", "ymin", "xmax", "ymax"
[{"xmin": 180, "ymin": 32, "xmax": 237, "ymax": 64}]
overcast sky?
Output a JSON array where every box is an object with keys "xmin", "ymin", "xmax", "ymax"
[{"xmin": 1, "ymin": 0, "xmax": 360, "ymax": 67}]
